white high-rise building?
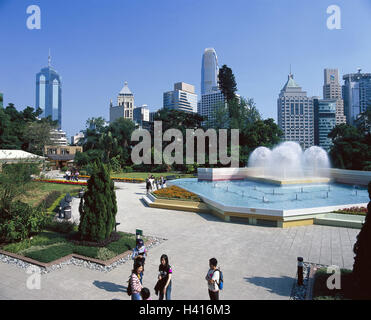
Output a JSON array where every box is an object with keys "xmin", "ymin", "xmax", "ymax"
[
  {"xmin": 110, "ymin": 81, "xmax": 134, "ymax": 122},
  {"xmin": 163, "ymin": 82, "xmax": 197, "ymax": 113},
  {"xmin": 277, "ymin": 73, "xmax": 314, "ymax": 149},
  {"xmin": 201, "ymin": 48, "xmax": 219, "ymax": 95}
]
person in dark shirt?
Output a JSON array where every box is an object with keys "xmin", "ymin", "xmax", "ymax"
[{"xmin": 155, "ymin": 254, "xmax": 173, "ymax": 300}]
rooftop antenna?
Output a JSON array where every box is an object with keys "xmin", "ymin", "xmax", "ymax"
[{"xmin": 48, "ymin": 49, "xmax": 51, "ymax": 67}]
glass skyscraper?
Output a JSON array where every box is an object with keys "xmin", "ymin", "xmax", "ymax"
[
  {"xmin": 314, "ymin": 99, "xmax": 337, "ymax": 151},
  {"xmin": 342, "ymin": 69, "xmax": 371, "ymax": 125},
  {"xmin": 36, "ymin": 54, "xmax": 62, "ymax": 128},
  {"xmin": 201, "ymin": 48, "xmax": 219, "ymax": 95}
]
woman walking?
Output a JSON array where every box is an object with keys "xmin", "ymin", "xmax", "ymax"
[
  {"xmin": 155, "ymin": 254, "xmax": 172, "ymax": 300},
  {"xmin": 129, "ymin": 261, "xmax": 143, "ymax": 300}
]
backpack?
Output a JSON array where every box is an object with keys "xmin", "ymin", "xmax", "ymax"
[
  {"xmin": 127, "ymin": 276, "xmax": 132, "ymax": 296},
  {"xmin": 215, "ymin": 269, "xmax": 223, "ymax": 290}
]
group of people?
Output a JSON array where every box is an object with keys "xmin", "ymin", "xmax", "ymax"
[
  {"xmin": 64, "ymin": 169, "xmax": 79, "ymax": 181},
  {"xmin": 128, "ymin": 238, "xmax": 222, "ymax": 300},
  {"xmin": 146, "ymin": 175, "xmax": 166, "ymax": 193}
]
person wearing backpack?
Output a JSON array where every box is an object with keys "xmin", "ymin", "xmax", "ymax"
[
  {"xmin": 205, "ymin": 258, "xmax": 222, "ymax": 300},
  {"xmin": 128, "ymin": 261, "xmax": 143, "ymax": 300}
]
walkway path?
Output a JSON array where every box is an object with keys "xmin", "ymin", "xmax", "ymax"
[{"xmin": 0, "ymin": 182, "xmax": 359, "ymax": 300}]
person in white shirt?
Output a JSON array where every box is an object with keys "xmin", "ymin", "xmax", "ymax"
[{"xmin": 205, "ymin": 257, "xmax": 220, "ymax": 300}]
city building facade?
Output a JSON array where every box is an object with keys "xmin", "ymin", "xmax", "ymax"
[
  {"xmin": 44, "ymin": 145, "xmax": 83, "ymax": 170},
  {"xmin": 314, "ymin": 99, "xmax": 337, "ymax": 151},
  {"xmin": 342, "ymin": 69, "xmax": 371, "ymax": 125},
  {"xmin": 163, "ymin": 82, "xmax": 197, "ymax": 113},
  {"xmin": 110, "ymin": 81, "xmax": 134, "ymax": 123},
  {"xmin": 36, "ymin": 54, "xmax": 62, "ymax": 128},
  {"xmin": 201, "ymin": 48, "xmax": 219, "ymax": 95},
  {"xmin": 49, "ymin": 129, "xmax": 68, "ymax": 146},
  {"xmin": 277, "ymin": 73, "xmax": 314, "ymax": 149},
  {"xmin": 71, "ymin": 132, "xmax": 84, "ymax": 146},
  {"xmin": 323, "ymin": 68, "xmax": 346, "ymax": 125}
]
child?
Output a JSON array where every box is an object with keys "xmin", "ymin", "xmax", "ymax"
[
  {"xmin": 132, "ymin": 238, "xmax": 147, "ymax": 283},
  {"xmin": 140, "ymin": 287, "xmax": 151, "ymax": 300}
]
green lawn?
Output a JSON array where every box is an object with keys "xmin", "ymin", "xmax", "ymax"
[
  {"xmin": 1, "ymin": 230, "xmax": 140, "ymax": 263},
  {"xmin": 110, "ymin": 172, "xmax": 195, "ymax": 180},
  {"xmin": 21, "ymin": 182, "xmax": 81, "ymax": 207}
]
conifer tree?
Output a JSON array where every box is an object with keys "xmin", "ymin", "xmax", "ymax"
[
  {"xmin": 352, "ymin": 181, "xmax": 371, "ymax": 299},
  {"xmin": 78, "ymin": 161, "xmax": 117, "ymax": 241}
]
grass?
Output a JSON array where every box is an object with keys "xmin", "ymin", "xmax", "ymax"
[
  {"xmin": 1, "ymin": 230, "xmax": 141, "ymax": 263},
  {"xmin": 20, "ymin": 182, "xmax": 81, "ymax": 207},
  {"xmin": 312, "ymin": 267, "xmax": 355, "ymax": 300}
]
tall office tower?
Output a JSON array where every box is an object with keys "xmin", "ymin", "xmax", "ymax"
[
  {"xmin": 0, "ymin": 92, "xmax": 3, "ymax": 108},
  {"xmin": 342, "ymin": 69, "xmax": 371, "ymax": 125},
  {"xmin": 314, "ymin": 99, "xmax": 337, "ymax": 151},
  {"xmin": 163, "ymin": 82, "xmax": 198, "ymax": 113},
  {"xmin": 36, "ymin": 52, "xmax": 62, "ymax": 128},
  {"xmin": 277, "ymin": 73, "xmax": 314, "ymax": 149},
  {"xmin": 110, "ymin": 81, "xmax": 134, "ymax": 123},
  {"xmin": 323, "ymin": 69, "xmax": 346, "ymax": 125},
  {"xmin": 201, "ymin": 48, "xmax": 219, "ymax": 95}
]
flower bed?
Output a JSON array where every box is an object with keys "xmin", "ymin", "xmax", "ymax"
[
  {"xmin": 34, "ymin": 179, "xmax": 87, "ymax": 186},
  {"xmin": 79, "ymin": 175, "xmax": 144, "ymax": 183},
  {"xmin": 153, "ymin": 185, "xmax": 201, "ymax": 202},
  {"xmin": 333, "ymin": 206, "xmax": 367, "ymax": 216}
]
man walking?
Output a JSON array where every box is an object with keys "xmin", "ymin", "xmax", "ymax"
[{"xmin": 205, "ymin": 258, "xmax": 220, "ymax": 300}]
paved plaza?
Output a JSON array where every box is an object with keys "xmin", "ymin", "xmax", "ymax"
[{"xmin": 0, "ymin": 182, "xmax": 360, "ymax": 300}]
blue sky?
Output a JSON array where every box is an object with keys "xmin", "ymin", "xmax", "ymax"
[{"xmin": 1, "ymin": 0, "xmax": 371, "ymax": 139}]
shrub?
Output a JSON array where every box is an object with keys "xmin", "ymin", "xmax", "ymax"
[
  {"xmin": 78, "ymin": 161, "xmax": 117, "ymax": 242},
  {"xmin": 45, "ymin": 220, "xmax": 77, "ymax": 234},
  {"xmin": 39, "ymin": 191, "xmax": 62, "ymax": 209},
  {"xmin": 0, "ymin": 201, "xmax": 47, "ymax": 243}
]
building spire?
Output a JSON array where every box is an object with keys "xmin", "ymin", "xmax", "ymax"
[{"xmin": 48, "ymin": 49, "xmax": 51, "ymax": 67}]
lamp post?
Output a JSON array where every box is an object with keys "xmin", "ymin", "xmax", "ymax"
[{"xmin": 297, "ymin": 257, "xmax": 304, "ymax": 286}]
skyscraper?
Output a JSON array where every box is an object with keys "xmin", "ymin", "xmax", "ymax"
[
  {"xmin": 36, "ymin": 52, "xmax": 62, "ymax": 128},
  {"xmin": 163, "ymin": 82, "xmax": 198, "ymax": 113},
  {"xmin": 110, "ymin": 81, "xmax": 134, "ymax": 122},
  {"xmin": 314, "ymin": 99, "xmax": 337, "ymax": 151},
  {"xmin": 323, "ymin": 69, "xmax": 346, "ymax": 125},
  {"xmin": 277, "ymin": 73, "xmax": 314, "ymax": 149},
  {"xmin": 342, "ymin": 69, "xmax": 371, "ymax": 125},
  {"xmin": 199, "ymin": 48, "xmax": 226, "ymax": 126},
  {"xmin": 201, "ymin": 48, "xmax": 219, "ymax": 95}
]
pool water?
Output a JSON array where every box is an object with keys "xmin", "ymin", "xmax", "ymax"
[{"xmin": 169, "ymin": 178, "xmax": 368, "ymax": 210}]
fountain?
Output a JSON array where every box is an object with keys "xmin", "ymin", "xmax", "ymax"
[
  {"xmin": 163, "ymin": 141, "xmax": 369, "ymax": 228},
  {"xmin": 247, "ymin": 142, "xmax": 331, "ymax": 185}
]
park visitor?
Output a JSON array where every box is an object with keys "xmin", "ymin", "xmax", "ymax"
[
  {"xmin": 140, "ymin": 287, "xmax": 151, "ymax": 300},
  {"xmin": 129, "ymin": 261, "xmax": 144, "ymax": 300},
  {"xmin": 154, "ymin": 254, "xmax": 172, "ymax": 300},
  {"xmin": 205, "ymin": 258, "xmax": 220, "ymax": 300},
  {"xmin": 132, "ymin": 238, "xmax": 147, "ymax": 283}
]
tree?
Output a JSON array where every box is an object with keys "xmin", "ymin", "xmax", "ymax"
[
  {"xmin": 78, "ymin": 160, "xmax": 117, "ymax": 242},
  {"xmin": 352, "ymin": 181, "xmax": 371, "ymax": 299},
  {"xmin": 24, "ymin": 120, "xmax": 54, "ymax": 156},
  {"xmin": 328, "ymin": 124, "xmax": 371, "ymax": 170},
  {"xmin": 218, "ymin": 64, "xmax": 238, "ymax": 102}
]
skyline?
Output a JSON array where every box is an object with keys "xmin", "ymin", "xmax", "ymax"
[{"xmin": 1, "ymin": 0, "xmax": 371, "ymax": 138}]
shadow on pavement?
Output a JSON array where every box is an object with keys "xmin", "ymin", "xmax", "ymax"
[
  {"xmin": 93, "ymin": 280, "xmax": 128, "ymax": 293},
  {"xmin": 244, "ymin": 275, "xmax": 293, "ymax": 297}
]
